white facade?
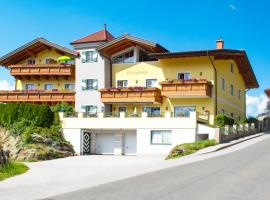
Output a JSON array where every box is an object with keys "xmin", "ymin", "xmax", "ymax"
[
  {"xmin": 60, "ymin": 112, "xmax": 217, "ymax": 155},
  {"xmin": 72, "ymin": 42, "xmax": 111, "ymax": 113}
]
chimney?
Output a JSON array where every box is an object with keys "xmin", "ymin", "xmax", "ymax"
[
  {"xmin": 104, "ymin": 23, "xmax": 107, "ymax": 31},
  {"xmin": 216, "ymin": 39, "xmax": 224, "ymax": 49}
]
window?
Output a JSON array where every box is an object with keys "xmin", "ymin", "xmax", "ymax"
[
  {"xmin": 45, "ymin": 58, "xmax": 51, "ymax": 64},
  {"xmin": 25, "ymin": 84, "xmax": 35, "ymax": 90},
  {"xmin": 82, "ymin": 79, "xmax": 98, "ymax": 90},
  {"xmin": 82, "ymin": 105, "xmax": 98, "ymax": 116},
  {"xmin": 139, "ymin": 50, "xmax": 150, "ymax": 62},
  {"xmin": 64, "ymin": 84, "xmax": 75, "ymax": 90},
  {"xmin": 177, "ymin": 72, "xmax": 190, "ymax": 80},
  {"xmin": 151, "ymin": 130, "xmax": 172, "ymax": 145},
  {"xmin": 174, "ymin": 106, "xmax": 195, "ymax": 117},
  {"xmin": 238, "ymin": 90, "xmax": 241, "ymax": 100},
  {"xmin": 230, "ymin": 84, "xmax": 234, "ymax": 96},
  {"xmin": 146, "ymin": 79, "xmax": 157, "ymax": 87},
  {"xmin": 81, "ymin": 51, "xmax": 98, "ymax": 63},
  {"xmin": 27, "ymin": 59, "xmax": 35, "ymax": 65},
  {"xmin": 112, "ymin": 50, "xmax": 134, "ymax": 64},
  {"xmin": 142, "ymin": 107, "xmax": 160, "ymax": 117},
  {"xmin": 221, "ymin": 78, "xmax": 225, "ymax": 91},
  {"xmin": 117, "ymin": 80, "xmax": 128, "ymax": 88},
  {"xmin": 44, "ymin": 84, "xmax": 54, "ymax": 90},
  {"xmin": 230, "ymin": 63, "xmax": 234, "ymax": 73}
]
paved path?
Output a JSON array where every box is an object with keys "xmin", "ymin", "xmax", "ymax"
[
  {"xmin": 51, "ymin": 133, "xmax": 270, "ymax": 200},
  {"xmin": 0, "ymin": 133, "xmax": 268, "ymax": 200}
]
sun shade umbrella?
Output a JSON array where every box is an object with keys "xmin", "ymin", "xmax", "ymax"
[{"xmin": 57, "ymin": 56, "xmax": 72, "ymax": 63}]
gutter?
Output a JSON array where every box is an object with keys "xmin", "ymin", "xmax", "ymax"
[{"xmin": 207, "ymin": 51, "xmax": 218, "ymax": 116}]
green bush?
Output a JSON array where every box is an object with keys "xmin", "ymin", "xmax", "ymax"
[
  {"xmin": 0, "ymin": 103, "xmax": 54, "ymax": 128},
  {"xmin": 215, "ymin": 114, "xmax": 234, "ymax": 127},
  {"xmin": 166, "ymin": 139, "xmax": 216, "ymax": 160}
]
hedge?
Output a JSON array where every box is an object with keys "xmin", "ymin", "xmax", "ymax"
[
  {"xmin": 0, "ymin": 103, "xmax": 54, "ymax": 128},
  {"xmin": 215, "ymin": 114, "xmax": 234, "ymax": 127}
]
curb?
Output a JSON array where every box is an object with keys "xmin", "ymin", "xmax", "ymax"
[{"xmin": 199, "ymin": 133, "xmax": 265, "ymax": 155}]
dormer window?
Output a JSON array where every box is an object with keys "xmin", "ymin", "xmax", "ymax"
[{"xmin": 112, "ymin": 50, "xmax": 134, "ymax": 64}]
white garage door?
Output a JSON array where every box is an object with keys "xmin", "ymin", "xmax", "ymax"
[
  {"xmin": 124, "ymin": 132, "xmax": 137, "ymax": 155},
  {"xmin": 96, "ymin": 133, "xmax": 115, "ymax": 155}
]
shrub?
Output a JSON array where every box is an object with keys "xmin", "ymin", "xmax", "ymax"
[
  {"xmin": 215, "ymin": 114, "xmax": 234, "ymax": 127},
  {"xmin": 166, "ymin": 139, "xmax": 216, "ymax": 160}
]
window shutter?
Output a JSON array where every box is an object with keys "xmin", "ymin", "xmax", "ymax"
[
  {"xmin": 93, "ymin": 51, "xmax": 98, "ymax": 62},
  {"xmin": 81, "ymin": 79, "xmax": 87, "ymax": 90},
  {"xmin": 93, "ymin": 79, "xmax": 98, "ymax": 90},
  {"xmin": 81, "ymin": 105, "xmax": 86, "ymax": 112},
  {"xmin": 81, "ymin": 51, "xmax": 86, "ymax": 63}
]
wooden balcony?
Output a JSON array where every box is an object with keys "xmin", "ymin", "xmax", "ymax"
[
  {"xmin": 9, "ymin": 64, "xmax": 74, "ymax": 79},
  {"xmin": 0, "ymin": 90, "xmax": 75, "ymax": 103},
  {"xmin": 99, "ymin": 87, "xmax": 162, "ymax": 104},
  {"xmin": 160, "ymin": 79, "xmax": 212, "ymax": 98}
]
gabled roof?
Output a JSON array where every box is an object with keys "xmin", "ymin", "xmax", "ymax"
[
  {"xmin": 71, "ymin": 29, "xmax": 115, "ymax": 45},
  {"xmin": 0, "ymin": 38, "xmax": 78, "ymax": 66},
  {"xmin": 149, "ymin": 49, "xmax": 259, "ymax": 89},
  {"xmin": 96, "ymin": 34, "xmax": 169, "ymax": 56}
]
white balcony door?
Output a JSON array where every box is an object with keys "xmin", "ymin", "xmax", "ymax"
[{"xmin": 25, "ymin": 84, "xmax": 35, "ymax": 91}]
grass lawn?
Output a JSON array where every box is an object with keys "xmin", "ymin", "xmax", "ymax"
[
  {"xmin": 166, "ymin": 139, "xmax": 216, "ymax": 160},
  {"xmin": 0, "ymin": 161, "xmax": 29, "ymax": 181}
]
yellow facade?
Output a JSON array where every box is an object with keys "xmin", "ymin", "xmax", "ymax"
[
  {"xmin": 15, "ymin": 49, "xmax": 75, "ymax": 91},
  {"xmin": 111, "ymin": 56, "xmax": 247, "ymax": 125}
]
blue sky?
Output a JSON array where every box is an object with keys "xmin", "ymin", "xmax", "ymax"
[{"xmin": 0, "ymin": 0, "xmax": 268, "ymax": 116}]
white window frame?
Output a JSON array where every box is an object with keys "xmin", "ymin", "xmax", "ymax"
[
  {"xmin": 64, "ymin": 83, "xmax": 75, "ymax": 90},
  {"xmin": 111, "ymin": 47, "xmax": 135, "ymax": 64},
  {"xmin": 44, "ymin": 83, "xmax": 54, "ymax": 90},
  {"xmin": 151, "ymin": 130, "xmax": 172, "ymax": 145},
  {"xmin": 177, "ymin": 72, "xmax": 191, "ymax": 80},
  {"xmin": 117, "ymin": 80, "xmax": 128, "ymax": 88},
  {"xmin": 25, "ymin": 83, "xmax": 35, "ymax": 91},
  {"xmin": 142, "ymin": 106, "xmax": 161, "ymax": 117},
  {"xmin": 82, "ymin": 79, "xmax": 98, "ymax": 90},
  {"xmin": 230, "ymin": 63, "xmax": 234, "ymax": 73},
  {"xmin": 146, "ymin": 79, "xmax": 158, "ymax": 88},
  {"xmin": 174, "ymin": 105, "xmax": 196, "ymax": 117},
  {"xmin": 27, "ymin": 59, "xmax": 35, "ymax": 65},
  {"xmin": 81, "ymin": 50, "xmax": 98, "ymax": 63}
]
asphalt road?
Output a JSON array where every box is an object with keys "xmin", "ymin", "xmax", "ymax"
[{"xmin": 49, "ymin": 136, "xmax": 270, "ymax": 200}]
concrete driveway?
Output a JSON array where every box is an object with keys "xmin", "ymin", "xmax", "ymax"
[{"xmin": 0, "ymin": 133, "xmax": 268, "ymax": 200}]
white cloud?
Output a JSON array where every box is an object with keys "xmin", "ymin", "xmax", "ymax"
[
  {"xmin": 246, "ymin": 94, "xmax": 268, "ymax": 117},
  {"xmin": 229, "ymin": 4, "xmax": 236, "ymax": 10},
  {"xmin": 0, "ymin": 79, "xmax": 14, "ymax": 90}
]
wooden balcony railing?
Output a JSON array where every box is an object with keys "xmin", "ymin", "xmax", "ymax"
[
  {"xmin": 0, "ymin": 90, "xmax": 75, "ymax": 103},
  {"xmin": 9, "ymin": 64, "xmax": 74, "ymax": 77},
  {"xmin": 99, "ymin": 87, "xmax": 162, "ymax": 104},
  {"xmin": 160, "ymin": 79, "xmax": 212, "ymax": 98}
]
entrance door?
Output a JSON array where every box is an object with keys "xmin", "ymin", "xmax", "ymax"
[
  {"xmin": 82, "ymin": 132, "xmax": 91, "ymax": 155},
  {"xmin": 124, "ymin": 132, "xmax": 137, "ymax": 155},
  {"xmin": 96, "ymin": 133, "xmax": 115, "ymax": 154}
]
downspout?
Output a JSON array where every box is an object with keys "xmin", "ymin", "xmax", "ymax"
[
  {"xmin": 207, "ymin": 51, "xmax": 218, "ymax": 117},
  {"xmin": 101, "ymin": 53, "xmax": 112, "ymax": 112}
]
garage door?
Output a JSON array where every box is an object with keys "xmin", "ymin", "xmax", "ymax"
[
  {"xmin": 124, "ymin": 132, "xmax": 137, "ymax": 155},
  {"xmin": 96, "ymin": 133, "xmax": 115, "ymax": 155}
]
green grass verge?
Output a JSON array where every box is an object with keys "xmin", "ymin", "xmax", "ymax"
[
  {"xmin": 166, "ymin": 139, "xmax": 216, "ymax": 160},
  {"xmin": 0, "ymin": 161, "xmax": 29, "ymax": 181}
]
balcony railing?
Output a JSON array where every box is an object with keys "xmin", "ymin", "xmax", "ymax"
[
  {"xmin": 0, "ymin": 90, "xmax": 75, "ymax": 103},
  {"xmin": 159, "ymin": 79, "xmax": 212, "ymax": 98},
  {"xmin": 99, "ymin": 87, "xmax": 162, "ymax": 104},
  {"xmin": 9, "ymin": 64, "xmax": 74, "ymax": 77}
]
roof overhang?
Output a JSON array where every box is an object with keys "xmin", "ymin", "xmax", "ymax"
[
  {"xmin": 0, "ymin": 38, "xmax": 78, "ymax": 66},
  {"xmin": 265, "ymin": 89, "xmax": 270, "ymax": 98},
  {"xmin": 149, "ymin": 49, "xmax": 259, "ymax": 89},
  {"xmin": 96, "ymin": 34, "xmax": 169, "ymax": 57}
]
